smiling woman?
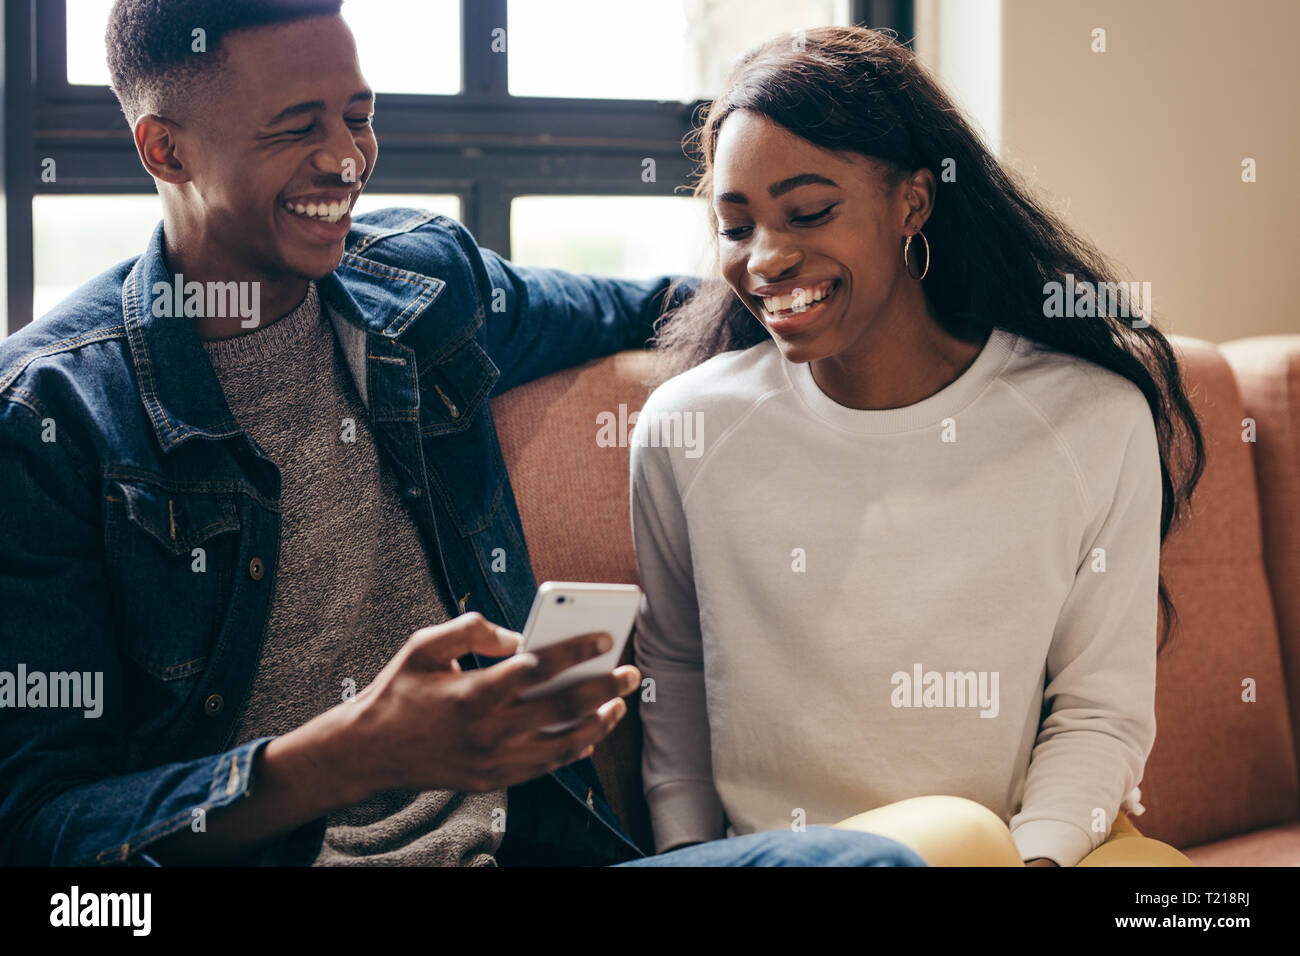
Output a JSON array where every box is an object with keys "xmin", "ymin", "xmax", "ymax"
[{"xmin": 633, "ymin": 24, "xmax": 1205, "ymax": 868}]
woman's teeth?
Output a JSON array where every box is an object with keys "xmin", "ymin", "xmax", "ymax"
[
  {"xmin": 762, "ymin": 281, "xmax": 836, "ymax": 315},
  {"xmin": 283, "ymin": 199, "xmax": 350, "ymax": 224}
]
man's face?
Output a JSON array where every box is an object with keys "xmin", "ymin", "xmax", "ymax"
[{"xmin": 175, "ymin": 14, "xmax": 377, "ymax": 280}]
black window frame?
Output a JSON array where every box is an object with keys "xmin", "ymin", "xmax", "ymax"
[{"xmin": 4, "ymin": 0, "xmax": 912, "ymax": 335}]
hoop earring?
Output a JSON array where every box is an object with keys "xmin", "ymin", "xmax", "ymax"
[{"xmin": 903, "ymin": 231, "xmax": 930, "ymax": 281}]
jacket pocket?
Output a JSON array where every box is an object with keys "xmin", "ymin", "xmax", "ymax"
[
  {"xmin": 105, "ymin": 477, "xmax": 242, "ymax": 681},
  {"xmin": 417, "ymin": 337, "xmax": 497, "ymax": 438},
  {"xmin": 118, "ymin": 479, "xmax": 240, "ymax": 557}
]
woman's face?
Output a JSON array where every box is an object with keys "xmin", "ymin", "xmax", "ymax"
[{"xmin": 711, "ymin": 110, "xmax": 928, "ymax": 366}]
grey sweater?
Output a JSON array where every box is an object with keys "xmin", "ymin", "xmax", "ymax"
[{"xmin": 203, "ymin": 282, "xmax": 505, "ymax": 866}]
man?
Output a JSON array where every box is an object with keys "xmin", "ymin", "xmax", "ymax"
[{"xmin": 0, "ymin": 0, "xmax": 922, "ymax": 869}]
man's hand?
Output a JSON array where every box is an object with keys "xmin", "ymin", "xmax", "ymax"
[
  {"xmin": 346, "ymin": 612, "xmax": 639, "ymax": 796},
  {"xmin": 148, "ymin": 612, "xmax": 635, "ymax": 864}
]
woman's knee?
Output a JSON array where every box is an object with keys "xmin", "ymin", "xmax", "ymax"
[
  {"xmin": 1077, "ymin": 834, "xmax": 1195, "ymax": 867},
  {"xmin": 834, "ymin": 795, "xmax": 1023, "ymax": 867}
]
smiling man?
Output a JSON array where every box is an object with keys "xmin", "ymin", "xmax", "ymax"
[
  {"xmin": 0, "ymin": 0, "xmax": 924, "ymax": 870},
  {"xmin": 112, "ymin": 1, "xmax": 379, "ymax": 334}
]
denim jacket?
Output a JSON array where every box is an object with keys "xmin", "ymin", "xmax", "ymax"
[{"xmin": 0, "ymin": 207, "xmax": 679, "ymax": 866}]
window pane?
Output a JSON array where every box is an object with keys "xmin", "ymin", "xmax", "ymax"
[
  {"xmin": 510, "ymin": 196, "xmax": 711, "ymax": 278},
  {"xmin": 350, "ymin": 193, "xmax": 462, "ymax": 222},
  {"xmin": 66, "ymin": 0, "xmax": 460, "ymax": 94},
  {"xmin": 66, "ymin": 1, "xmax": 116, "ymax": 86},
  {"xmin": 32, "ymin": 193, "xmax": 460, "ymax": 320},
  {"xmin": 342, "ymin": 0, "xmax": 460, "ymax": 95},
  {"xmin": 33, "ymin": 194, "xmax": 162, "ymax": 319},
  {"xmin": 508, "ymin": 0, "xmax": 851, "ymax": 101}
]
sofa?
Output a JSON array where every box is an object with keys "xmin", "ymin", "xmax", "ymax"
[{"xmin": 490, "ymin": 335, "xmax": 1300, "ymax": 865}]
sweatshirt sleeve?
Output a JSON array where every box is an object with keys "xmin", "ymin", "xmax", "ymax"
[
  {"xmin": 1008, "ymin": 402, "xmax": 1162, "ymax": 867},
  {"xmin": 629, "ymin": 405, "xmax": 727, "ymax": 852}
]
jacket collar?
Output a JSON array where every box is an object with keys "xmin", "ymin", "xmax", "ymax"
[{"xmin": 122, "ymin": 221, "xmax": 444, "ymax": 453}]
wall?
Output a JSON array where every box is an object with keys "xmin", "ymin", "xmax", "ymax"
[{"xmin": 918, "ymin": 0, "xmax": 1298, "ymax": 342}]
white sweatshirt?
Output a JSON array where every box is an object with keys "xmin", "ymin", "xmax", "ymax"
[{"xmin": 629, "ymin": 329, "xmax": 1161, "ymax": 867}]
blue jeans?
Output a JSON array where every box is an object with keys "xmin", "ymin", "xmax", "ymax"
[{"xmin": 614, "ymin": 827, "xmax": 927, "ymax": 867}]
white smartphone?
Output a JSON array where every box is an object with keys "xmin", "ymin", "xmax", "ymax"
[{"xmin": 517, "ymin": 582, "xmax": 642, "ymax": 730}]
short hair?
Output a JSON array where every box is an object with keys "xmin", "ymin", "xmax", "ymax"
[{"xmin": 106, "ymin": 0, "xmax": 344, "ymax": 126}]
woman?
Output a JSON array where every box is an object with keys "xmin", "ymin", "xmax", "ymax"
[{"xmin": 630, "ymin": 26, "xmax": 1204, "ymax": 867}]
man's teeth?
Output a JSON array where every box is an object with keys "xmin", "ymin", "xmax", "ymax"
[
  {"xmin": 283, "ymin": 199, "xmax": 350, "ymax": 224},
  {"xmin": 762, "ymin": 282, "xmax": 835, "ymax": 314}
]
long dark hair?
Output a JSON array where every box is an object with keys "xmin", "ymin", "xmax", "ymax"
[{"xmin": 655, "ymin": 26, "xmax": 1205, "ymax": 651}]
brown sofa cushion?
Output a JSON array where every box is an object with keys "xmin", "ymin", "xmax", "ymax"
[
  {"xmin": 1185, "ymin": 820, "xmax": 1300, "ymax": 866},
  {"xmin": 1136, "ymin": 337, "xmax": 1298, "ymax": 850},
  {"xmin": 1221, "ymin": 336, "xmax": 1300, "ymax": 779},
  {"xmin": 492, "ymin": 351, "xmax": 659, "ymax": 851}
]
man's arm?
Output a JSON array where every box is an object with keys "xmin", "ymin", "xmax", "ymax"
[
  {"xmin": 0, "ymin": 399, "xmax": 324, "ymax": 865},
  {"xmin": 0, "ymin": 398, "xmax": 636, "ymax": 865},
  {"xmin": 454, "ymin": 223, "xmax": 692, "ymax": 394},
  {"xmin": 150, "ymin": 618, "xmax": 638, "ymax": 865}
]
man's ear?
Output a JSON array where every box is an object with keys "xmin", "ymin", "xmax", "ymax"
[{"xmin": 133, "ymin": 115, "xmax": 191, "ymax": 185}]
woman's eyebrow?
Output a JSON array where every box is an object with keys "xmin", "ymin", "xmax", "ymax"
[
  {"xmin": 769, "ymin": 173, "xmax": 839, "ymax": 197},
  {"xmin": 716, "ymin": 173, "xmax": 841, "ymax": 206}
]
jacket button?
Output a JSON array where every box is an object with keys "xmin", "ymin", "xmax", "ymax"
[
  {"xmin": 203, "ymin": 694, "xmax": 224, "ymax": 716},
  {"xmin": 404, "ymin": 486, "xmax": 422, "ymax": 499},
  {"xmin": 248, "ymin": 557, "xmax": 264, "ymax": 580}
]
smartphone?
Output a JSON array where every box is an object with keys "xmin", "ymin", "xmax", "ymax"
[{"xmin": 517, "ymin": 582, "xmax": 642, "ymax": 730}]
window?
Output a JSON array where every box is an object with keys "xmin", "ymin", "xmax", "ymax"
[
  {"xmin": 66, "ymin": 0, "xmax": 462, "ymax": 94},
  {"xmin": 7, "ymin": 0, "xmax": 912, "ymax": 335},
  {"xmin": 511, "ymin": 195, "xmax": 711, "ymax": 278},
  {"xmin": 64, "ymin": 0, "xmax": 115, "ymax": 87},
  {"xmin": 349, "ymin": 194, "xmax": 461, "ymax": 221},
  {"xmin": 509, "ymin": 0, "xmax": 852, "ymax": 101},
  {"xmin": 32, "ymin": 194, "xmax": 162, "ymax": 320},
  {"xmin": 32, "ymin": 193, "xmax": 461, "ymax": 321}
]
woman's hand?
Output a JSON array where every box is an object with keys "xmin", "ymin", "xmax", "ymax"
[{"xmin": 1025, "ymin": 857, "xmax": 1059, "ymax": 867}]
